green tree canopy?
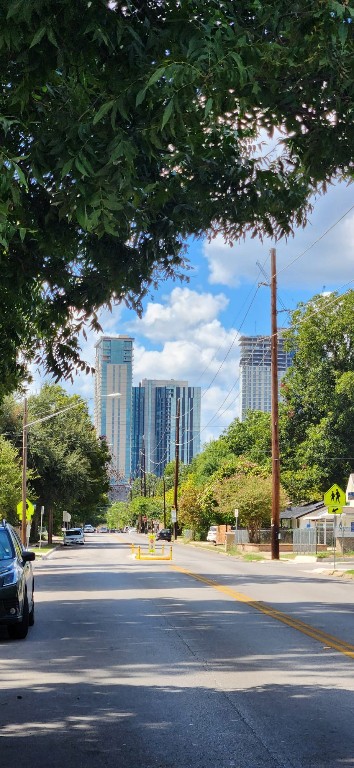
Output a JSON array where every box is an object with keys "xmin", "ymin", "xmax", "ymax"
[
  {"xmin": 222, "ymin": 411, "xmax": 272, "ymax": 469},
  {"xmin": 189, "ymin": 438, "xmax": 234, "ymax": 485},
  {"xmin": 107, "ymin": 501, "xmax": 131, "ymax": 531},
  {"xmin": 214, "ymin": 472, "xmax": 288, "ymax": 541},
  {"xmin": 0, "ymin": 435, "xmax": 23, "ymax": 522},
  {"xmin": 1, "ymin": 1, "xmax": 353, "ymax": 393},
  {"xmin": 280, "ymin": 291, "xmax": 354, "ymax": 500},
  {"xmin": 0, "ymin": 384, "xmax": 110, "ymax": 537}
]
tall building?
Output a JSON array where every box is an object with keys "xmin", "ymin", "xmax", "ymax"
[
  {"xmin": 94, "ymin": 335, "xmax": 134, "ymax": 495},
  {"xmin": 239, "ymin": 332, "xmax": 293, "ymax": 421},
  {"xmin": 131, "ymin": 379, "xmax": 201, "ymax": 478}
]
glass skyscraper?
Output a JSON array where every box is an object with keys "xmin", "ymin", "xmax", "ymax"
[
  {"xmin": 239, "ymin": 332, "xmax": 293, "ymax": 421},
  {"xmin": 94, "ymin": 335, "xmax": 134, "ymax": 494},
  {"xmin": 131, "ymin": 379, "xmax": 201, "ymax": 478}
]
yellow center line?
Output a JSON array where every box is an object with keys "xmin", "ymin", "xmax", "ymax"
[{"xmin": 172, "ymin": 566, "xmax": 354, "ymax": 660}]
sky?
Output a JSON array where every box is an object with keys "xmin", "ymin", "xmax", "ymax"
[{"xmin": 32, "ymin": 179, "xmax": 354, "ymax": 446}]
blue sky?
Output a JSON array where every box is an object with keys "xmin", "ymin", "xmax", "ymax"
[{"xmin": 33, "ymin": 179, "xmax": 354, "ymax": 446}]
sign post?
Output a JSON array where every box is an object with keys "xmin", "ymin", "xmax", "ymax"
[
  {"xmin": 234, "ymin": 509, "xmax": 239, "ymax": 544},
  {"xmin": 323, "ymin": 484, "xmax": 346, "ymax": 568},
  {"xmin": 39, "ymin": 505, "xmax": 44, "ymax": 548}
]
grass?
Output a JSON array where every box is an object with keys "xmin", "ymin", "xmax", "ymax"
[
  {"xmin": 29, "ymin": 544, "xmax": 56, "ymax": 555},
  {"xmin": 316, "ymin": 551, "xmax": 333, "ymax": 559}
]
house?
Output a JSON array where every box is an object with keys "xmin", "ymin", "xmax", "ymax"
[{"xmin": 280, "ymin": 501, "xmax": 328, "ymax": 529}]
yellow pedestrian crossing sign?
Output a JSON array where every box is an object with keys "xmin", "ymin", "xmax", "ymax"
[
  {"xmin": 16, "ymin": 499, "xmax": 35, "ymax": 521},
  {"xmin": 323, "ymin": 484, "xmax": 346, "ymax": 514}
]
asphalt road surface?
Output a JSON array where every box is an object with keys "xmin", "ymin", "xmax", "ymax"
[{"xmin": 1, "ymin": 533, "xmax": 354, "ymax": 768}]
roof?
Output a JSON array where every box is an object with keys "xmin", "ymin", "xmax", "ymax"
[{"xmin": 280, "ymin": 501, "xmax": 325, "ymax": 521}]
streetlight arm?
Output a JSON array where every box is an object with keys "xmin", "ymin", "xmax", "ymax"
[{"xmin": 26, "ymin": 401, "xmax": 84, "ymax": 428}]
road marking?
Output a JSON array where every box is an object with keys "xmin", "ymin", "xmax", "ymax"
[{"xmin": 172, "ymin": 566, "xmax": 354, "ymax": 660}]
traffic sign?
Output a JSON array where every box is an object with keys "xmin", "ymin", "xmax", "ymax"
[
  {"xmin": 16, "ymin": 499, "xmax": 35, "ymax": 521},
  {"xmin": 323, "ymin": 484, "xmax": 346, "ymax": 514}
]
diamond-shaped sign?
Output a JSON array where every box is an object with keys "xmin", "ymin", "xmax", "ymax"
[
  {"xmin": 16, "ymin": 499, "xmax": 35, "ymax": 521},
  {"xmin": 323, "ymin": 484, "xmax": 346, "ymax": 511}
]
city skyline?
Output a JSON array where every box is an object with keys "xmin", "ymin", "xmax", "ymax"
[
  {"xmin": 30, "ymin": 180, "xmax": 354, "ymax": 443},
  {"xmin": 94, "ymin": 336, "xmax": 201, "ymax": 485}
]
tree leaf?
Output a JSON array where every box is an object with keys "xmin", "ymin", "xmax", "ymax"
[
  {"xmin": 93, "ymin": 100, "xmax": 115, "ymax": 125},
  {"xmin": 136, "ymin": 88, "xmax": 147, "ymax": 106},
  {"xmin": 146, "ymin": 66, "xmax": 166, "ymax": 87},
  {"xmin": 161, "ymin": 98, "xmax": 174, "ymax": 129},
  {"xmin": 30, "ymin": 27, "xmax": 46, "ymax": 48},
  {"xmin": 205, "ymin": 98, "xmax": 213, "ymax": 117}
]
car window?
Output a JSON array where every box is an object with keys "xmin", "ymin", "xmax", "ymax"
[
  {"xmin": 66, "ymin": 529, "xmax": 82, "ymax": 536},
  {"xmin": 0, "ymin": 529, "xmax": 15, "ymax": 560}
]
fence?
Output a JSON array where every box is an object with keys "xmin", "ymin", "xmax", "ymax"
[{"xmin": 235, "ymin": 525, "xmax": 335, "ymax": 552}]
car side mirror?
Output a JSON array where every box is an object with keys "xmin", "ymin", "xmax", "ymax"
[{"xmin": 23, "ymin": 551, "xmax": 36, "ymax": 562}]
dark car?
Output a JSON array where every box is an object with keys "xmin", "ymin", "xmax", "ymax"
[
  {"xmin": 0, "ymin": 520, "xmax": 35, "ymax": 639},
  {"xmin": 156, "ymin": 529, "xmax": 172, "ymax": 542}
]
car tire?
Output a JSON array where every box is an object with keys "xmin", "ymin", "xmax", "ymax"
[
  {"xmin": 8, "ymin": 594, "xmax": 29, "ymax": 640},
  {"xmin": 29, "ymin": 593, "xmax": 35, "ymax": 626}
]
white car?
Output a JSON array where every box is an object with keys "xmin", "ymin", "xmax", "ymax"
[
  {"xmin": 63, "ymin": 528, "xmax": 85, "ymax": 546},
  {"xmin": 206, "ymin": 525, "xmax": 217, "ymax": 543},
  {"xmin": 83, "ymin": 525, "xmax": 96, "ymax": 533}
]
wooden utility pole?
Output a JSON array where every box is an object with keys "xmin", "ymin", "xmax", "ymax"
[
  {"xmin": 270, "ymin": 248, "xmax": 280, "ymax": 560},
  {"xmin": 173, "ymin": 398, "xmax": 180, "ymax": 541},
  {"xmin": 163, "ymin": 477, "xmax": 166, "ymax": 528}
]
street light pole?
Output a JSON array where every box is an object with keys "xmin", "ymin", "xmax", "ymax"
[{"xmin": 21, "ymin": 397, "xmax": 28, "ymax": 545}]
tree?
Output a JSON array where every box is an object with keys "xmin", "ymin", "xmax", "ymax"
[
  {"xmin": 0, "ymin": 385, "xmax": 110, "ymax": 538},
  {"xmin": 280, "ymin": 291, "xmax": 354, "ymax": 500},
  {"xmin": 129, "ymin": 495, "xmax": 162, "ymax": 528},
  {"xmin": 131, "ymin": 472, "xmax": 159, "ymax": 499},
  {"xmin": 162, "ymin": 460, "xmax": 189, "ymax": 491},
  {"xmin": 0, "ymin": 436, "xmax": 23, "ymax": 523},
  {"xmin": 178, "ymin": 474, "xmax": 215, "ymax": 536},
  {"xmin": 223, "ymin": 411, "xmax": 272, "ymax": 469},
  {"xmin": 213, "ymin": 471, "xmax": 288, "ymax": 542},
  {"xmin": 107, "ymin": 501, "xmax": 131, "ymax": 531},
  {"xmin": 188, "ymin": 438, "xmax": 234, "ymax": 485},
  {"xmin": 1, "ymin": 1, "xmax": 352, "ymax": 393}
]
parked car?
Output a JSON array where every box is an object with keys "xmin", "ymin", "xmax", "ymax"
[
  {"xmin": 0, "ymin": 520, "xmax": 35, "ymax": 639},
  {"xmin": 83, "ymin": 525, "xmax": 96, "ymax": 533},
  {"xmin": 156, "ymin": 529, "xmax": 172, "ymax": 542},
  {"xmin": 206, "ymin": 525, "xmax": 218, "ymax": 543},
  {"xmin": 99, "ymin": 526, "xmax": 108, "ymax": 533},
  {"xmin": 63, "ymin": 528, "xmax": 85, "ymax": 546}
]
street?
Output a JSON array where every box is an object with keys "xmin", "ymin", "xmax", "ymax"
[{"xmin": 1, "ymin": 533, "xmax": 354, "ymax": 768}]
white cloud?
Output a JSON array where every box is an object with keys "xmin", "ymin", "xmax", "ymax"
[
  {"xmin": 203, "ymin": 182, "xmax": 354, "ymax": 290},
  {"xmin": 200, "ymin": 385, "xmax": 240, "ymax": 445},
  {"xmin": 128, "ymin": 286, "xmax": 229, "ymax": 341},
  {"xmin": 127, "ymin": 287, "xmax": 241, "ymax": 440}
]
